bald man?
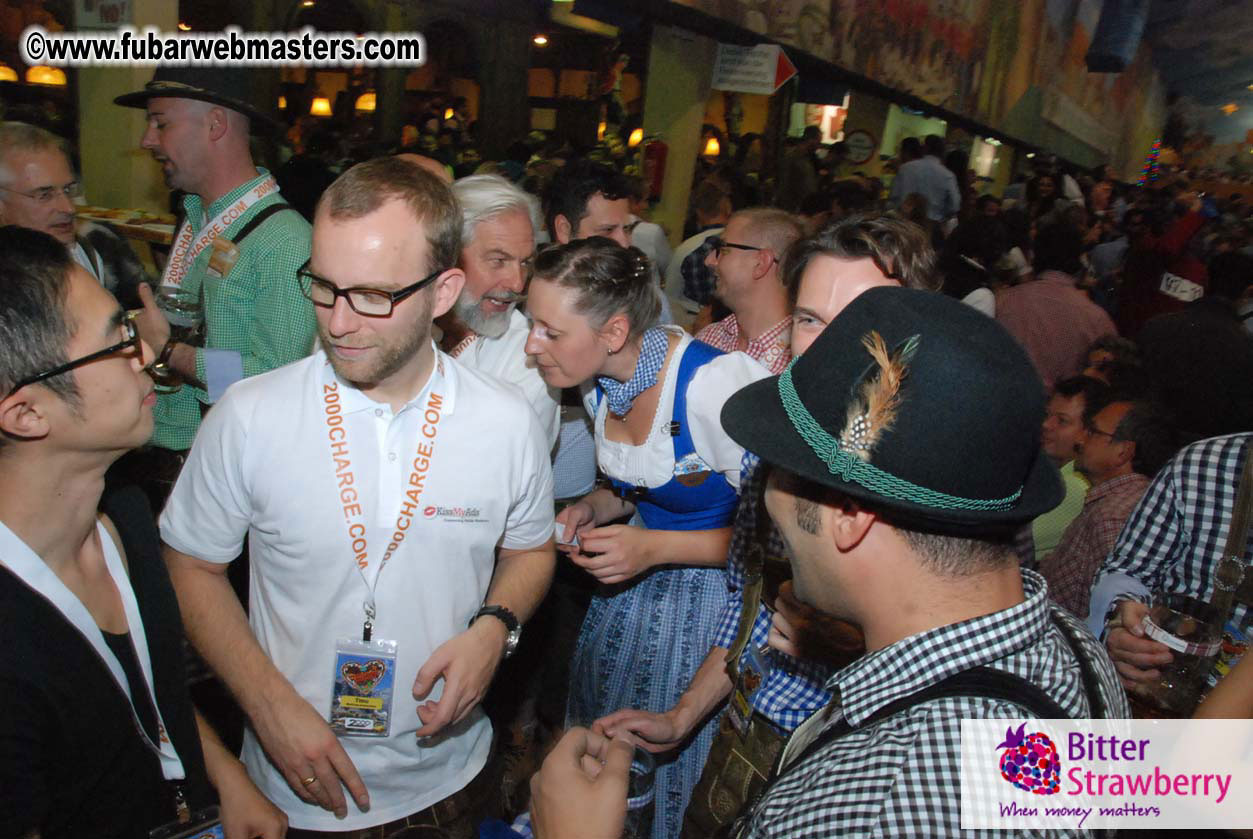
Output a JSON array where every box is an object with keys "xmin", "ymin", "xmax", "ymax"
[{"xmin": 114, "ymin": 67, "xmax": 314, "ymax": 469}]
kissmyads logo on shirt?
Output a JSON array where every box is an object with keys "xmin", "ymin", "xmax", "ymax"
[
  {"xmin": 422, "ymin": 504, "xmax": 486, "ymax": 523},
  {"xmin": 961, "ymin": 719, "xmax": 1252, "ymax": 831}
]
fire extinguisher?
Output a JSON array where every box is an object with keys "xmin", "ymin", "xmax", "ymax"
[{"xmin": 643, "ymin": 139, "xmax": 668, "ymax": 201}]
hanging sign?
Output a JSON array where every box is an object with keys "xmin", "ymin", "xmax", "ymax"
[{"xmin": 712, "ymin": 43, "xmax": 797, "ymax": 96}]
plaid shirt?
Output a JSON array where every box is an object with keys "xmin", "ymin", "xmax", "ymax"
[
  {"xmin": 681, "ymin": 229, "xmax": 721, "ymax": 307},
  {"xmin": 740, "ymin": 570, "xmax": 1130, "ymax": 838},
  {"xmin": 712, "ymin": 461, "xmax": 834, "ymax": 731},
  {"xmin": 695, "ymin": 315, "xmax": 793, "ymax": 374},
  {"xmin": 1088, "ymin": 433, "xmax": 1252, "ymax": 637},
  {"xmin": 153, "ymin": 171, "xmax": 315, "ymax": 451},
  {"xmin": 1039, "ymin": 472, "xmax": 1149, "ymax": 619}
]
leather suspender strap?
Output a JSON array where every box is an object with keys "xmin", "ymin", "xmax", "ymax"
[
  {"xmin": 770, "ymin": 612, "xmax": 1109, "ymax": 780},
  {"xmin": 225, "ymin": 202, "xmax": 296, "ymax": 245},
  {"xmin": 1218, "ymin": 443, "xmax": 1253, "ymax": 610},
  {"xmin": 1047, "ymin": 609, "xmax": 1108, "ymax": 720},
  {"xmin": 725, "ymin": 470, "xmax": 774, "ymax": 679}
]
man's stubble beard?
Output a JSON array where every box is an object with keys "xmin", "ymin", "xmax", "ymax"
[{"xmin": 319, "ymin": 291, "xmax": 435, "ymax": 388}]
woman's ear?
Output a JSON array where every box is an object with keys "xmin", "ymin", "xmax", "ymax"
[{"xmin": 599, "ymin": 312, "xmax": 631, "ymax": 354}]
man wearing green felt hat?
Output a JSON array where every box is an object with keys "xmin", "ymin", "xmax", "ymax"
[
  {"xmin": 531, "ymin": 286, "xmax": 1132, "ymax": 839},
  {"xmin": 714, "ymin": 286, "xmax": 1129, "ymax": 837}
]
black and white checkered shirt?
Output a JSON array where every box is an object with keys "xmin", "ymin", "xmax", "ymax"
[
  {"xmin": 739, "ymin": 570, "xmax": 1129, "ymax": 838},
  {"xmin": 1087, "ymin": 432, "xmax": 1252, "ymax": 637}
]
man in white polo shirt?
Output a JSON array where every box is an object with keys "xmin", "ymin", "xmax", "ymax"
[
  {"xmin": 160, "ymin": 157, "xmax": 556, "ymax": 838},
  {"xmin": 440, "ymin": 173, "xmax": 559, "ymax": 448}
]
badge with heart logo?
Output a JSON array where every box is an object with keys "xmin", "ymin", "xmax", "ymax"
[
  {"xmin": 330, "ymin": 638, "xmax": 399, "ymax": 737},
  {"xmin": 341, "ymin": 659, "xmax": 387, "ymax": 695}
]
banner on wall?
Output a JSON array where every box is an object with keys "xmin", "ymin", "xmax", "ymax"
[{"xmin": 712, "ymin": 43, "xmax": 797, "ymax": 96}]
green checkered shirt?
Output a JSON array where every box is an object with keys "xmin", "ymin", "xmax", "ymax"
[{"xmin": 152, "ymin": 170, "xmax": 315, "ymax": 451}]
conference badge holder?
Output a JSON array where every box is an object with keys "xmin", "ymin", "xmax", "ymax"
[
  {"xmin": 149, "ymin": 805, "xmax": 223, "ymax": 839},
  {"xmin": 329, "ymin": 637, "xmax": 398, "ymax": 737}
]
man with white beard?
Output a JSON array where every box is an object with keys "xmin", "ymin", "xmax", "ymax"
[{"xmin": 440, "ymin": 175, "xmax": 559, "ymax": 447}]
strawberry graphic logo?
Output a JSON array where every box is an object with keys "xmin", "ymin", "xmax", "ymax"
[{"xmin": 996, "ymin": 723, "xmax": 1060, "ymax": 795}]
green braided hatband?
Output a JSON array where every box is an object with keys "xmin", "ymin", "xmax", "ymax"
[{"xmin": 776, "ymin": 364, "xmax": 1023, "ymax": 512}]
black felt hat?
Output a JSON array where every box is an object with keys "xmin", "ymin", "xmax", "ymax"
[
  {"xmin": 114, "ymin": 66, "xmax": 283, "ymax": 134},
  {"xmin": 721, "ymin": 287, "xmax": 1062, "ymax": 528}
]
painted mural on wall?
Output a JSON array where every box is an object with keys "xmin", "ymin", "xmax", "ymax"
[{"xmin": 672, "ymin": 0, "xmax": 1165, "ymax": 168}]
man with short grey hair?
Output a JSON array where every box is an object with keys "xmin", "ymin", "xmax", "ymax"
[
  {"xmin": 442, "ymin": 173, "xmax": 559, "ymax": 447},
  {"xmin": 697, "ymin": 207, "xmax": 803, "ymax": 374},
  {"xmin": 0, "ymin": 121, "xmax": 105, "ymax": 284}
]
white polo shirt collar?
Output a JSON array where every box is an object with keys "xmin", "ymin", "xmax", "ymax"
[{"xmin": 321, "ymin": 341, "xmax": 460, "ymax": 421}]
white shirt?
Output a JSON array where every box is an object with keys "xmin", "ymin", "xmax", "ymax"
[
  {"xmin": 961, "ymin": 287, "xmax": 996, "ymax": 317},
  {"xmin": 71, "ymin": 240, "xmax": 103, "ymax": 284},
  {"xmin": 631, "ymin": 217, "xmax": 673, "ymax": 278},
  {"xmin": 160, "ymin": 348, "xmax": 554, "ymax": 830},
  {"xmin": 582, "ymin": 330, "xmax": 768, "ymax": 491},
  {"xmin": 456, "ymin": 309, "xmax": 560, "ymax": 449}
]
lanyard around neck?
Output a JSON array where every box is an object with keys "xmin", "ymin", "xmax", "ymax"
[
  {"xmin": 322, "ymin": 359, "xmax": 447, "ymax": 640},
  {"xmin": 0, "ymin": 520, "xmax": 186, "ymax": 780},
  {"xmin": 160, "ymin": 174, "xmax": 279, "ymax": 289}
]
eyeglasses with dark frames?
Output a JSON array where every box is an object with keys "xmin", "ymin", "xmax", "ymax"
[
  {"xmin": 0, "ymin": 180, "xmax": 83, "ymax": 204},
  {"xmin": 1083, "ymin": 422, "xmax": 1122, "ymax": 443},
  {"xmin": 297, "ymin": 260, "xmax": 446, "ymax": 317},
  {"xmin": 5, "ymin": 311, "xmax": 142, "ymax": 399},
  {"xmin": 707, "ymin": 236, "xmax": 778, "ymax": 264}
]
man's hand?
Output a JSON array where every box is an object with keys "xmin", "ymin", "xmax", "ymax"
[
  {"xmin": 134, "ymin": 283, "xmax": 172, "ymax": 355},
  {"xmin": 593, "ymin": 706, "xmax": 689, "ymax": 754},
  {"xmin": 766, "ymin": 580, "xmax": 865, "ymax": 668},
  {"xmin": 214, "ymin": 758, "xmax": 289, "ymax": 839},
  {"xmin": 413, "ymin": 618, "xmax": 506, "ymax": 737},
  {"xmin": 1105, "ymin": 600, "xmax": 1174, "ymax": 689},
  {"xmin": 569, "ymin": 524, "xmax": 657, "ymax": 585},
  {"xmin": 249, "ymin": 687, "xmax": 369, "ymax": 819},
  {"xmin": 530, "ymin": 727, "xmax": 633, "ymax": 839}
]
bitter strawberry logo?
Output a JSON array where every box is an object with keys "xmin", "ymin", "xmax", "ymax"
[{"xmin": 996, "ymin": 723, "xmax": 1061, "ymax": 795}]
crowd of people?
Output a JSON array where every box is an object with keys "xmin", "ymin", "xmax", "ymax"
[{"xmin": 1, "ymin": 64, "xmax": 1251, "ymax": 839}]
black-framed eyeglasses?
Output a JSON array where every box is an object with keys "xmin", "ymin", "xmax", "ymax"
[
  {"xmin": 707, "ymin": 236, "xmax": 777, "ymax": 263},
  {"xmin": 6, "ymin": 312, "xmax": 141, "ymax": 399},
  {"xmin": 708, "ymin": 235, "xmax": 761, "ymax": 255},
  {"xmin": 0, "ymin": 180, "xmax": 83, "ymax": 204},
  {"xmin": 297, "ymin": 260, "xmax": 446, "ymax": 317},
  {"xmin": 1084, "ymin": 422, "xmax": 1122, "ymax": 443}
]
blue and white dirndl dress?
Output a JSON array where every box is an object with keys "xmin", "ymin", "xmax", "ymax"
[{"xmin": 568, "ymin": 338, "xmax": 742, "ymax": 839}]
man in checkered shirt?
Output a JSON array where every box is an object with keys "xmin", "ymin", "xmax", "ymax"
[
  {"xmin": 694, "ymin": 208, "xmax": 804, "ymax": 375},
  {"xmin": 532, "ymin": 287, "xmax": 1128, "ymax": 839},
  {"xmin": 1090, "ymin": 432, "xmax": 1253, "ymax": 692},
  {"xmin": 1037, "ymin": 397, "xmax": 1174, "ymax": 619}
]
